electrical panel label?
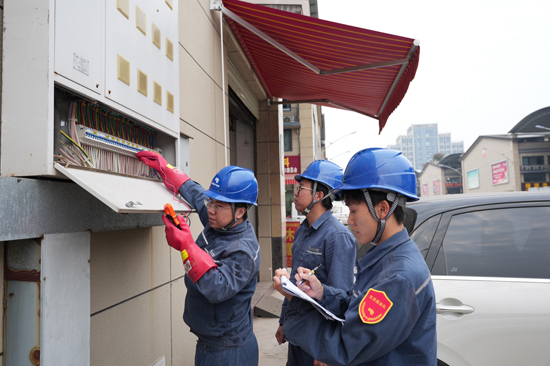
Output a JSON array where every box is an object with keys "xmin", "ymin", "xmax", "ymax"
[{"xmin": 73, "ymin": 53, "xmax": 90, "ymax": 76}]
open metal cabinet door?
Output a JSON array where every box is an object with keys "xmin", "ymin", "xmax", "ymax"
[{"xmin": 55, "ymin": 163, "xmax": 192, "ymax": 214}]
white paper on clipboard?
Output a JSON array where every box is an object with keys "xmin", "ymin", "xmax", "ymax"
[{"xmin": 281, "ymin": 276, "xmax": 345, "ymax": 324}]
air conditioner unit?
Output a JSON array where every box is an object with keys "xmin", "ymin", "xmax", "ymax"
[{"xmin": 284, "ymin": 116, "xmax": 295, "ymax": 123}]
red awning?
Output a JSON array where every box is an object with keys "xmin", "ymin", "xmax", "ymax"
[{"xmin": 222, "ymin": 0, "xmax": 420, "ymax": 132}]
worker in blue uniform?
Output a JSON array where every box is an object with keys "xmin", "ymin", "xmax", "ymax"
[
  {"xmin": 137, "ymin": 151, "xmax": 260, "ymax": 366},
  {"xmin": 276, "ymin": 160, "xmax": 356, "ymax": 366},
  {"xmin": 273, "ymin": 148, "xmax": 437, "ymax": 366}
]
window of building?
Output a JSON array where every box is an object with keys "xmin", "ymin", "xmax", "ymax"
[
  {"xmin": 523, "ymin": 172, "xmax": 546, "ymax": 183},
  {"xmin": 282, "ymin": 99, "xmax": 291, "ymax": 111},
  {"xmin": 284, "ymin": 129, "xmax": 292, "ymax": 151},
  {"xmin": 523, "ymin": 156, "xmax": 544, "ymax": 165}
]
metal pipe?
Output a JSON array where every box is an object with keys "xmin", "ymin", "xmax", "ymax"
[
  {"xmin": 221, "ymin": 6, "xmax": 321, "ymax": 74},
  {"xmin": 320, "ymin": 57, "xmax": 410, "ymax": 76},
  {"xmin": 221, "ymin": 11, "xmax": 228, "ymax": 166}
]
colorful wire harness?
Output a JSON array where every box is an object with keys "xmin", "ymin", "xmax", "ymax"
[{"xmin": 58, "ymin": 102, "xmax": 158, "ymax": 178}]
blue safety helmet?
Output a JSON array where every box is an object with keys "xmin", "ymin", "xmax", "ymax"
[
  {"xmin": 334, "ymin": 148, "xmax": 418, "ymax": 202},
  {"xmin": 203, "ymin": 166, "xmax": 258, "ymax": 206},
  {"xmin": 335, "ymin": 148, "xmax": 417, "ymax": 244},
  {"xmin": 294, "ymin": 160, "xmax": 344, "ymax": 189},
  {"xmin": 294, "ymin": 160, "xmax": 344, "ymax": 214}
]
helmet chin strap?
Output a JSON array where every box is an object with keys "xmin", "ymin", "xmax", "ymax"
[
  {"xmin": 300, "ymin": 181, "xmax": 318, "ymax": 215},
  {"xmin": 363, "ymin": 190, "xmax": 402, "ymax": 245},
  {"xmin": 220, "ymin": 203, "xmax": 252, "ymax": 231},
  {"xmin": 221, "ymin": 203, "xmax": 238, "ymax": 231}
]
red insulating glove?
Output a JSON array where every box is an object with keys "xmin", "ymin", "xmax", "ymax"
[
  {"xmin": 137, "ymin": 151, "xmax": 190, "ymax": 194},
  {"xmin": 162, "ymin": 215, "xmax": 217, "ymax": 283}
]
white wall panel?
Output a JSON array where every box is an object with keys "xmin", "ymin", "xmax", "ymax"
[
  {"xmin": 105, "ymin": 0, "xmax": 179, "ymax": 132},
  {"xmin": 54, "ymin": 0, "xmax": 103, "ymax": 94},
  {"xmin": 41, "ymin": 232, "xmax": 91, "ymax": 366},
  {"xmin": 2, "ymin": 0, "xmax": 180, "ymax": 177},
  {"xmin": 1, "ymin": 1, "xmax": 54, "ymax": 176}
]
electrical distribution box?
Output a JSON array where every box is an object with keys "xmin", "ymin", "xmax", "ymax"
[{"xmin": 1, "ymin": 0, "xmax": 189, "ymax": 213}]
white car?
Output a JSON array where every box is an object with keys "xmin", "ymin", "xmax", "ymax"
[
  {"xmin": 331, "ymin": 201, "xmax": 349, "ymax": 225},
  {"xmin": 404, "ymin": 192, "xmax": 550, "ymax": 366}
]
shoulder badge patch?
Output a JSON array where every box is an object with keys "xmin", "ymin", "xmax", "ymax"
[{"xmin": 358, "ymin": 288, "xmax": 393, "ymax": 324}]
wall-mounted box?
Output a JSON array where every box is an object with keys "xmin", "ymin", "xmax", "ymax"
[{"xmin": 1, "ymin": 0, "xmax": 187, "ymax": 213}]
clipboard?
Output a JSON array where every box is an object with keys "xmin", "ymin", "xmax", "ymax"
[{"xmin": 281, "ymin": 276, "xmax": 345, "ymax": 324}]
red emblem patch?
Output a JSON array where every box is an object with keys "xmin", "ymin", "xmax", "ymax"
[{"xmin": 358, "ymin": 288, "xmax": 393, "ymax": 324}]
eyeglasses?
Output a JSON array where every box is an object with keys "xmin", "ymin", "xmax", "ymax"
[
  {"xmin": 204, "ymin": 199, "xmax": 231, "ymax": 213},
  {"xmin": 295, "ymin": 185, "xmax": 314, "ymax": 195}
]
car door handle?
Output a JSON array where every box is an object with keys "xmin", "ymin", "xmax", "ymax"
[{"xmin": 436, "ymin": 304, "xmax": 475, "ymax": 315}]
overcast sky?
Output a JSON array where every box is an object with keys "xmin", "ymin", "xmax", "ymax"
[{"xmin": 317, "ymin": 0, "xmax": 550, "ymax": 168}]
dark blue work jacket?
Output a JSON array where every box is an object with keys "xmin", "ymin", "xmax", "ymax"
[
  {"xmin": 279, "ymin": 209, "xmax": 356, "ymax": 326},
  {"xmin": 179, "ymin": 180, "xmax": 260, "ymax": 349},
  {"xmin": 283, "ymin": 229, "xmax": 437, "ymax": 366}
]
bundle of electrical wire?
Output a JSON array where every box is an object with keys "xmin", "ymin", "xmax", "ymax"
[{"xmin": 58, "ymin": 102, "xmax": 156, "ymax": 178}]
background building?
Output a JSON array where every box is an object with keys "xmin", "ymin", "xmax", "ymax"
[
  {"xmin": 417, "ymin": 163, "xmax": 444, "ymax": 197},
  {"xmin": 261, "ymin": 1, "xmax": 326, "ymax": 219},
  {"xmin": 0, "ymin": 0, "xmax": 420, "ymax": 364},
  {"xmin": 388, "ymin": 123, "xmax": 464, "ymax": 170},
  {"xmin": 461, "ymin": 106, "xmax": 550, "ymax": 193},
  {"xmin": 0, "ymin": 1, "xmax": 289, "ymax": 364},
  {"xmin": 509, "ymin": 106, "xmax": 550, "ymax": 191},
  {"xmin": 417, "ymin": 153, "xmax": 463, "ymax": 197},
  {"xmin": 283, "ymin": 101, "xmax": 325, "ymax": 217},
  {"xmin": 461, "ymin": 135, "xmax": 519, "ymax": 193},
  {"xmin": 440, "ymin": 153, "xmax": 464, "ymax": 194}
]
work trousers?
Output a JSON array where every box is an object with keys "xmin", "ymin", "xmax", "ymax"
[
  {"xmin": 195, "ymin": 334, "xmax": 259, "ymax": 366},
  {"xmin": 287, "ymin": 343, "xmax": 315, "ymax": 366}
]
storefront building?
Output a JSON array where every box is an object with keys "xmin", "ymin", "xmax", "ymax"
[{"xmin": 0, "ymin": 1, "xmax": 420, "ymax": 364}]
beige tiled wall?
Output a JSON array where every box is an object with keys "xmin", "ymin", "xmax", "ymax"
[
  {"xmin": 90, "ymin": 228, "xmax": 168, "ymax": 312},
  {"xmin": 299, "ymin": 104, "xmax": 315, "ymax": 170},
  {"xmin": 91, "ymin": 285, "xmax": 172, "ymax": 365},
  {"xmin": 90, "ymin": 227, "xmax": 195, "ymax": 365},
  {"xmin": 256, "ymin": 100, "xmax": 285, "ymax": 280},
  {"xmin": 179, "ymin": 1, "xmax": 228, "ymax": 182},
  {"xmin": 170, "ymin": 277, "xmax": 194, "ymax": 364},
  {"xmin": 0, "ymin": 0, "xmax": 277, "ymax": 364},
  {"xmin": 88, "ymin": 0, "xmax": 287, "ymax": 361}
]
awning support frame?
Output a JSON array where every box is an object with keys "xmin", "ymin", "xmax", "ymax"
[
  {"xmin": 320, "ymin": 58, "xmax": 410, "ymax": 76},
  {"xmin": 268, "ymin": 99, "xmax": 328, "ymax": 105},
  {"xmin": 377, "ymin": 41, "xmax": 420, "ymax": 118},
  {"xmin": 221, "ymin": 6, "xmax": 321, "ymax": 74},
  {"xmin": 220, "ymin": 5, "xmax": 411, "ymax": 77},
  {"xmin": 327, "ymin": 101, "xmax": 377, "ymax": 119},
  {"xmin": 268, "ymin": 99, "xmax": 377, "ymax": 120}
]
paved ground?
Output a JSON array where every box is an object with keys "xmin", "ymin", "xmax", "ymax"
[{"xmin": 252, "ymin": 281, "xmax": 288, "ymax": 365}]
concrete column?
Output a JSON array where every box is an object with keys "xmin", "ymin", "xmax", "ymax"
[
  {"xmin": 299, "ymin": 104, "xmax": 315, "ymax": 170},
  {"xmin": 256, "ymin": 100, "xmax": 285, "ymax": 281}
]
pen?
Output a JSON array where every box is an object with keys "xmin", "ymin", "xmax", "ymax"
[{"xmin": 298, "ymin": 263, "xmax": 322, "ymax": 285}]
